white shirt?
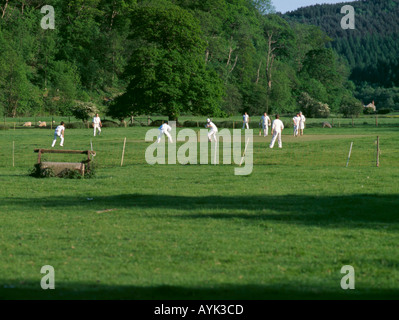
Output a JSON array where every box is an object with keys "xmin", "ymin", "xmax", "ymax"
[
  {"xmin": 93, "ymin": 116, "xmax": 101, "ymax": 125},
  {"xmin": 55, "ymin": 125, "xmax": 64, "ymax": 136},
  {"xmin": 293, "ymin": 116, "xmax": 300, "ymax": 126},
  {"xmin": 208, "ymin": 122, "xmax": 218, "ymax": 132},
  {"xmin": 300, "ymin": 115, "xmax": 306, "ymax": 125},
  {"xmin": 261, "ymin": 115, "xmax": 270, "ymax": 126},
  {"xmin": 243, "ymin": 114, "xmax": 249, "ymax": 123},
  {"xmin": 159, "ymin": 123, "xmax": 172, "ymax": 132},
  {"xmin": 272, "ymin": 119, "xmax": 284, "ymax": 133}
]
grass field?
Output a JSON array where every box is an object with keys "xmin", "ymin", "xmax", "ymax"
[{"xmin": 1, "ymin": 124, "xmax": 399, "ymax": 300}]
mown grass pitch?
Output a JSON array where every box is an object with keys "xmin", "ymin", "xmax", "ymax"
[{"xmin": 0, "ymin": 125, "xmax": 398, "ymax": 299}]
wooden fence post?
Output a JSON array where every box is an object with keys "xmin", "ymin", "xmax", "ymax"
[
  {"xmin": 121, "ymin": 137, "xmax": 127, "ymax": 167},
  {"xmin": 377, "ymin": 136, "xmax": 380, "ymax": 167}
]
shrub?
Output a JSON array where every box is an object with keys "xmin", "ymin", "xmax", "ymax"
[
  {"xmin": 65, "ymin": 122, "xmax": 86, "ymax": 129},
  {"xmin": 0, "ymin": 124, "xmax": 9, "ymax": 130},
  {"xmin": 283, "ymin": 121, "xmax": 292, "ymax": 129},
  {"xmin": 183, "ymin": 121, "xmax": 199, "ymax": 128},
  {"xmin": 71, "ymin": 101, "xmax": 99, "ymax": 123},
  {"xmin": 363, "ymin": 107, "xmax": 376, "ymax": 115},
  {"xmin": 58, "ymin": 169, "xmax": 83, "ymax": 179},
  {"xmin": 150, "ymin": 120, "xmax": 168, "ymax": 127},
  {"xmin": 101, "ymin": 120, "xmax": 119, "ymax": 128},
  {"xmin": 29, "ymin": 164, "xmax": 56, "ymax": 178},
  {"xmin": 29, "ymin": 162, "xmax": 95, "ymax": 179},
  {"xmin": 212, "ymin": 121, "xmax": 234, "ymax": 129},
  {"xmin": 298, "ymin": 92, "xmax": 330, "ymax": 118},
  {"xmin": 340, "ymin": 96, "xmax": 363, "ymax": 118},
  {"xmin": 377, "ymin": 108, "xmax": 392, "ymax": 115}
]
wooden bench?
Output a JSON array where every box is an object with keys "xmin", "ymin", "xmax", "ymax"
[{"xmin": 34, "ymin": 149, "xmax": 96, "ymax": 176}]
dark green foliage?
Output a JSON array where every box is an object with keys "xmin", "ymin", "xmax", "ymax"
[
  {"xmin": 282, "ymin": 121, "xmax": 292, "ymax": 129},
  {"xmin": 377, "ymin": 108, "xmax": 393, "ymax": 115},
  {"xmin": 65, "ymin": 122, "xmax": 86, "ymax": 129},
  {"xmin": 29, "ymin": 164, "xmax": 56, "ymax": 178},
  {"xmin": 183, "ymin": 121, "xmax": 199, "ymax": 128},
  {"xmin": 356, "ymin": 85, "xmax": 399, "ymax": 111},
  {"xmin": 58, "ymin": 169, "xmax": 84, "ymax": 179},
  {"xmin": 284, "ymin": 0, "xmax": 399, "ymax": 105},
  {"xmin": 363, "ymin": 107, "xmax": 376, "ymax": 115},
  {"xmin": 298, "ymin": 92, "xmax": 330, "ymax": 118},
  {"xmin": 101, "ymin": 120, "xmax": 120, "ymax": 128},
  {"xmin": 340, "ymin": 95, "xmax": 364, "ymax": 117},
  {"xmin": 0, "ymin": 0, "xmax": 358, "ymax": 118},
  {"xmin": 71, "ymin": 102, "xmax": 99, "ymax": 123},
  {"xmin": 150, "ymin": 120, "xmax": 169, "ymax": 127},
  {"xmin": 107, "ymin": 3, "xmax": 224, "ymax": 121},
  {"xmin": 29, "ymin": 162, "xmax": 96, "ymax": 179},
  {"xmin": 84, "ymin": 162, "xmax": 96, "ymax": 179}
]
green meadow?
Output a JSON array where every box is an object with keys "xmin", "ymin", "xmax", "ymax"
[{"xmin": 0, "ymin": 124, "xmax": 399, "ymax": 300}]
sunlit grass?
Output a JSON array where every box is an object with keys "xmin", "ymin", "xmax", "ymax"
[{"xmin": 0, "ymin": 126, "xmax": 398, "ymax": 299}]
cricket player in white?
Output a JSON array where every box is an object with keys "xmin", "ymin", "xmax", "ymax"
[
  {"xmin": 260, "ymin": 113, "xmax": 271, "ymax": 137},
  {"xmin": 299, "ymin": 111, "xmax": 306, "ymax": 136},
  {"xmin": 93, "ymin": 113, "xmax": 102, "ymax": 136},
  {"xmin": 206, "ymin": 118, "xmax": 218, "ymax": 142},
  {"xmin": 293, "ymin": 113, "xmax": 300, "ymax": 137},
  {"xmin": 269, "ymin": 115, "xmax": 284, "ymax": 149},
  {"xmin": 242, "ymin": 112, "xmax": 249, "ymax": 129},
  {"xmin": 157, "ymin": 122, "xmax": 173, "ymax": 143},
  {"xmin": 51, "ymin": 121, "xmax": 65, "ymax": 147}
]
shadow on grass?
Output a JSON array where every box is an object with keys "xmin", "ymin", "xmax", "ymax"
[
  {"xmin": 2, "ymin": 193, "xmax": 399, "ymax": 229},
  {"xmin": 1, "ymin": 281, "xmax": 398, "ymax": 300}
]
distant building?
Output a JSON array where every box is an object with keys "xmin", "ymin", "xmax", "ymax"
[{"xmin": 364, "ymin": 100, "xmax": 376, "ymax": 112}]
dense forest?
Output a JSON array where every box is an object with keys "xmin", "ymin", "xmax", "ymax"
[
  {"xmin": 0, "ymin": 0, "xmax": 361, "ymax": 120},
  {"xmin": 284, "ymin": 0, "xmax": 399, "ymax": 111}
]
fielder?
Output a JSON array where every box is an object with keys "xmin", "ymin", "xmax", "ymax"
[
  {"xmin": 157, "ymin": 122, "xmax": 173, "ymax": 143},
  {"xmin": 293, "ymin": 113, "xmax": 300, "ymax": 137},
  {"xmin": 299, "ymin": 111, "xmax": 306, "ymax": 136},
  {"xmin": 269, "ymin": 115, "xmax": 284, "ymax": 149},
  {"xmin": 206, "ymin": 118, "xmax": 218, "ymax": 142},
  {"xmin": 260, "ymin": 113, "xmax": 271, "ymax": 137},
  {"xmin": 242, "ymin": 112, "xmax": 249, "ymax": 129},
  {"xmin": 93, "ymin": 113, "xmax": 102, "ymax": 136},
  {"xmin": 51, "ymin": 121, "xmax": 65, "ymax": 147}
]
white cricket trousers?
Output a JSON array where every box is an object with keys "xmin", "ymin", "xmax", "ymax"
[
  {"xmin": 269, "ymin": 132, "xmax": 282, "ymax": 149},
  {"xmin": 94, "ymin": 124, "xmax": 101, "ymax": 136},
  {"xmin": 157, "ymin": 130, "xmax": 173, "ymax": 143},
  {"xmin": 208, "ymin": 129, "xmax": 218, "ymax": 142},
  {"xmin": 52, "ymin": 134, "xmax": 64, "ymax": 147},
  {"xmin": 263, "ymin": 124, "xmax": 269, "ymax": 137},
  {"xmin": 293, "ymin": 125, "xmax": 298, "ymax": 136}
]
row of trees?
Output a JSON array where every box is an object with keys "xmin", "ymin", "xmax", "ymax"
[{"xmin": 0, "ymin": 0, "xmax": 361, "ymax": 121}]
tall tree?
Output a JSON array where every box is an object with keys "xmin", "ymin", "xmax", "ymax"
[{"xmin": 108, "ymin": 3, "xmax": 223, "ymax": 121}]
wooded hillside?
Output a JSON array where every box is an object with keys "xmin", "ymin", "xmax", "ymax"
[
  {"xmin": 0, "ymin": 0, "xmax": 359, "ymax": 120},
  {"xmin": 284, "ymin": 0, "xmax": 399, "ymax": 110}
]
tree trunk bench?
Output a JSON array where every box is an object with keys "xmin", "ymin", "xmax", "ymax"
[{"xmin": 34, "ymin": 149, "xmax": 96, "ymax": 176}]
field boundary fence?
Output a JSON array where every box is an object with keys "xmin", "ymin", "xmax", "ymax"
[
  {"xmin": 1, "ymin": 115, "xmax": 399, "ymax": 131},
  {"xmin": 1, "ymin": 134, "xmax": 397, "ymax": 170}
]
